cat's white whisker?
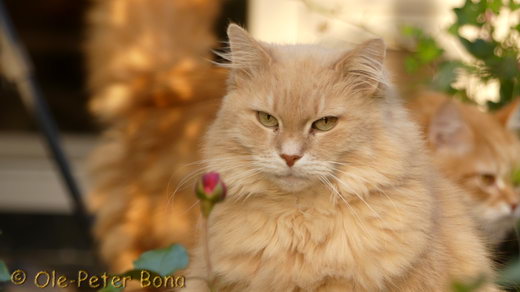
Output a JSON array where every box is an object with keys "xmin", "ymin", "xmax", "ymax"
[
  {"xmin": 335, "ymin": 168, "xmax": 403, "ymax": 219},
  {"xmin": 320, "ymin": 175, "xmax": 370, "ymax": 234},
  {"xmin": 182, "ymin": 156, "xmax": 243, "ymax": 167},
  {"xmin": 329, "ymin": 173, "xmax": 383, "ymax": 221},
  {"xmin": 181, "ymin": 200, "xmax": 200, "ymax": 216},
  {"xmin": 168, "ymin": 167, "xmax": 209, "ymax": 206}
]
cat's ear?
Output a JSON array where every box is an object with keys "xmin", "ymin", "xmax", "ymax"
[
  {"xmin": 226, "ymin": 24, "xmax": 272, "ymax": 76},
  {"xmin": 428, "ymin": 101, "xmax": 474, "ymax": 154},
  {"xmin": 333, "ymin": 39, "xmax": 386, "ymax": 96},
  {"xmin": 495, "ymin": 98, "xmax": 520, "ymax": 131}
]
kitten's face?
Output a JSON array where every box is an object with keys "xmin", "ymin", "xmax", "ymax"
[
  {"xmin": 458, "ymin": 152, "xmax": 520, "ymax": 231},
  {"xmin": 210, "ymin": 25, "xmax": 389, "ymax": 194},
  {"xmin": 428, "ymin": 100, "xmax": 520, "ymax": 239}
]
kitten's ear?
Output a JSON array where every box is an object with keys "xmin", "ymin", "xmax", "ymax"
[
  {"xmin": 333, "ymin": 39, "xmax": 386, "ymax": 96},
  {"xmin": 495, "ymin": 98, "xmax": 520, "ymax": 131},
  {"xmin": 428, "ymin": 101, "xmax": 474, "ymax": 154},
  {"xmin": 226, "ymin": 24, "xmax": 272, "ymax": 75}
]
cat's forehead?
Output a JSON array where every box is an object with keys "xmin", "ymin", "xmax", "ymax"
[
  {"xmin": 234, "ymin": 43, "xmax": 373, "ymax": 123},
  {"xmin": 253, "ymin": 65, "xmax": 347, "ymax": 121},
  {"xmin": 467, "ymin": 114, "xmax": 520, "ymax": 172},
  {"xmin": 269, "ymin": 44, "xmax": 349, "ymax": 70},
  {"xmin": 269, "ymin": 44, "xmax": 346, "ymax": 64}
]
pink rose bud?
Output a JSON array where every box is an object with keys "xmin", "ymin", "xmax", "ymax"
[{"xmin": 196, "ymin": 172, "xmax": 227, "ymax": 217}]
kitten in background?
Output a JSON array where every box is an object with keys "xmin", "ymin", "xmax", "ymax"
[
  {"xmin": 408, "ymin": 92, "xmax": 520, "ymax": 247},
  {"xmin": 183, "ymin": 24, "xmax": 499, "ymax": 292}
]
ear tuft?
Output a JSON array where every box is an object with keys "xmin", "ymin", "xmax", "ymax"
[
  {"xmin": 225, "ymin": 23, "xmax": 272, "ymax": 75},
  {"xmin": 428, "ymin": 101, "xmax": 474, "ymax": 154},
  {"xmin": 360, "ymin": 38, "xmax": 386, "ymax": 65},
  {"xmin": 226, "ymin": 24, "xmax": 248, "ymax": 45},
  {"xmin": 333, "ymin": 38, "xmax": 387, "ymax": 96}
]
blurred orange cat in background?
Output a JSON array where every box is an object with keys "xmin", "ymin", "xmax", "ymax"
[
  {"xmin": 86, "ymin": 0, "xmax": 225, "ymax": 272},
  {"xmin": 408, "ymin": 92, "xmax": 520, "ymax": 247}
]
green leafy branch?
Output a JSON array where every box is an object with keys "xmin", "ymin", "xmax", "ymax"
[{"xmin": 403, "ymin": 0, "xmax": 520, "ymax": 110}]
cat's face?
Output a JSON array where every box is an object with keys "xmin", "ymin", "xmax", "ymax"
[
  {"xmin": 208, "ymin": 25, "xmax": 393, "ymax": 194},
  {"xmin": 457, "ymin": 147, "xmax": 520, "ymax": 239},
  {"xmin": 222, "ymin": 65, "xmax": 373, "ymax": 192},
  {"xmin": 428, "ymin": 100, "xmax": 520, "ymax": 240}
]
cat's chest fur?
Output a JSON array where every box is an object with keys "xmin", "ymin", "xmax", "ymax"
[{"xmin": 208, "ymin": 191, "xmax": 430, "ymax": 291}]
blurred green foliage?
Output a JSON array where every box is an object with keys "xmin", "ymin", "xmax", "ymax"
[
  {"xmin": 451, "ymin": 275, "xmax": 486, "ymax": 292},
  {"xmin": 0, "ymin": 261, "xmax": 9, "ymax": 282},
  {"xmin": 404, "ymin": 0, "xmax": 519, "ymax": 110},
  {"xmin": 497, "ymin": 259, "xmax": 520, "ymax": 288},
  {"xmin": 0, "ymin": 261, "xmax": 8, "ymax": 292},
  {"xmin": 450, "ymin": 260, "xmax": 520, "ymax": 291},
  {"xmin": 512, "ymin": 168, "xmax": 520, "ymax": 186}
]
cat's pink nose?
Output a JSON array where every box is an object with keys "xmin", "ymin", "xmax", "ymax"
[
  {"xmin": 280, "ymin": 154, "xmax": 301, "ymax": 167},
  {"xmin": 511, "ymin": 203, "xmax": 518, "ymax": 212}
]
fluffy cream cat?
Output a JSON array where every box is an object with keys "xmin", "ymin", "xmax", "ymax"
[{"xmin": 183, "ymin": 24, "xmax": 500, "ymax": 292}]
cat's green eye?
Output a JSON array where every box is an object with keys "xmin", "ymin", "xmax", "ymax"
[
  {"xmin": 312, "ymin": 116, "xmax": 338, "ymax": 131},
  {"xmin": 257, "ymin": 111, "xmax": 279, "ymax": 128},
  {"xmin": 480, "ymin": 173, "xmax": 496, "ymax": 186}
]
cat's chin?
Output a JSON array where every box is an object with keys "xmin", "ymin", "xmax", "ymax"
[{"xmin": 269, "ymin": 174, "xmax": 313, "ymax": 193}]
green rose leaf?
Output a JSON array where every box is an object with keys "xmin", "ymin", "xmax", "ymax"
[
  {"xmin": 0, "ymin": 260, "xmax": 9, "ymax": 282},
  {"xmin": 133, "ymin": 244, "xmax": 189, "ymax": 277},
  {"xmin": 496, "ymin": 258, "xmax": 520, "ymax": 287}
]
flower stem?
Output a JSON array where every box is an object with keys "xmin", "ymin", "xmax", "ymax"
[{"xmin": 202, "ymin": 217, "xmax": 213, "ymax": 284}]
